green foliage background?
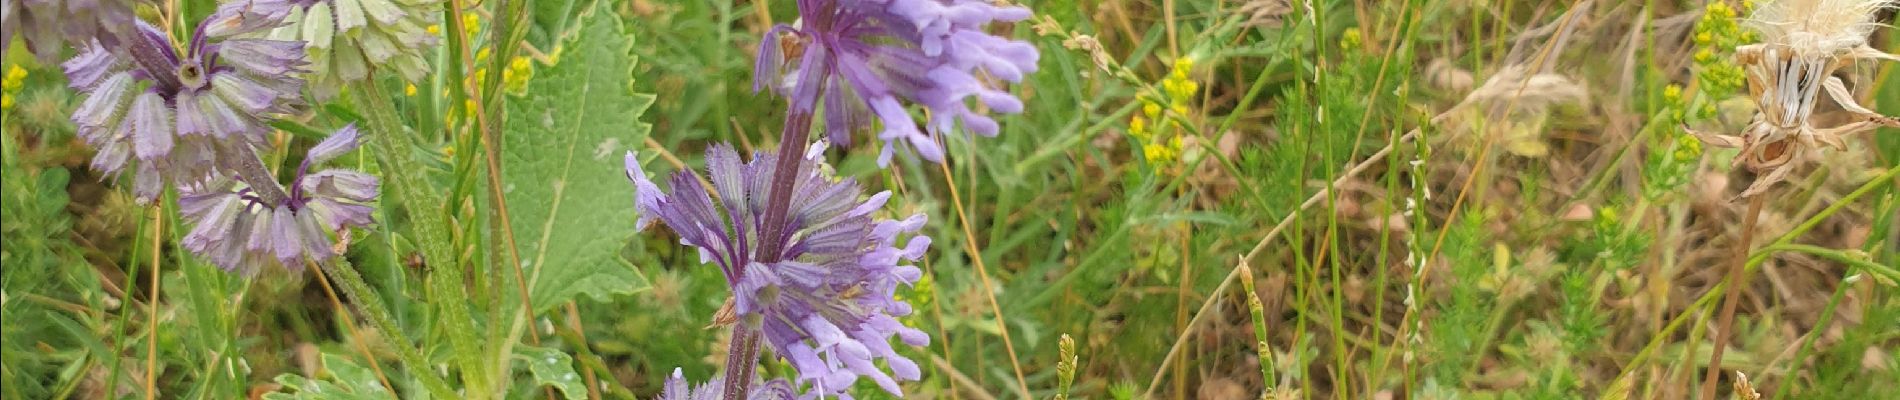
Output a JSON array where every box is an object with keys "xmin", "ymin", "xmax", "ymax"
[{"xmin": 3, "ymin": 0, "xmax": 1899, "ymax": 399}]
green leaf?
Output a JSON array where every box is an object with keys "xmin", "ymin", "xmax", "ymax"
[
  {"xmin": 504, "ymin": 1, "xmax": 654, "ymax": 313},
  {"xmin": 527, "ymin": 0, "xmax": 587, "ymax": 50},
  {"xmin": 515, "ymin": 346, "xmax": 587, "ymax": 400},
  {"xmin": 262, "ymin": 353, "xmax": 395, "ymax": 400}
]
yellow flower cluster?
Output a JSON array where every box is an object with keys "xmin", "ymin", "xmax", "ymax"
[
  {"xmin": 1339, "ymin": 28, "xmax": 1363, "ymax": 52},
  {"xmin": 502, "ymin": 56, "xmax": 534, "ymax": 94},
  {"xmin": 471, "ymin": 48, "xmax": 536, "ymax": 95},
  {"xmin": 462, "ymin": 13, "xmax": 482, "ymax": 40},
  {"xmin": 1672, "ymin": 126, "xmax": 1703, "ymax": 163},
  {"xmin": 1691, "ymin": 0, "xmax": 1750, "ymax": 118},
  {"xmin": 2, "ymin": 65, "xmax": 25, "ymax": 113},
  {"xmin": 1665, "ymin": 84, "xmax": 1703, "ymax": 162},
  {"xmin": 1129, "ymin": 58, "xmax": 1197, "ymax": 165},
  {"xmin": 894, "ymin": 274, "xmax": 934, "ymax": 327}
]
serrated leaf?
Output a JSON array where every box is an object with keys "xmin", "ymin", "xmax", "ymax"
[
  {"xmin": 504, "ymin": 1, "xmax": 654, "ymax": 313},
  {"xmin": 516, "ymin": 346, "xmax": 587, "ymax": 400}
]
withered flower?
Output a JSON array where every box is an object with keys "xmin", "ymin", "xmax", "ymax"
[{"xmin": 1688, "ymin": 0, "xmax": 1900, "ymax": 197}]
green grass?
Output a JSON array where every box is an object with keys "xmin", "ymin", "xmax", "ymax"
[{"xmin": 3, "ymin": 0, "xmax": 1899, "ymax": 399}]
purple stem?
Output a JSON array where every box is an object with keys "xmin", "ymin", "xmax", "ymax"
[
  {"xmin": 125, "ymin": 26, "xmax": 183, "ymax": 93},
  {"xmin": 721, "ymin": 323, "xmax": 764, "ymax": 400},
  {"xmin": 722, "ymin": 53, "xmax": 834, "ymax": 400},
  {"xmin": 230, "ymin": 145, "xmax": 290, "ymax": 206}
]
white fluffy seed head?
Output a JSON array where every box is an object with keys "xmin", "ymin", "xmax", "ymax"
[{"xmin": 1746, "ymin": 0, "xmax": 1899, "ymax": 54}]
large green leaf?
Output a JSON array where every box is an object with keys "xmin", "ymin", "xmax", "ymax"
[{"xmin": 503, "ymin": 1, "xmax": 654, "ymax": 313}]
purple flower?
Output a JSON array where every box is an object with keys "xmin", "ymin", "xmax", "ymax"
[
  {"xmin": 180, "ymin": 125, "xmax": 378, "ymax": 274},
  {"xmin": 755, "ymin": 0, "xmax": 1039, "ymax": 165},
  {"xmin": 626, "ymin": 144, "xmax": 932, "ymax": 397},
  {"xmin": 1, "ymin": 0, "xmax": 139, "ymax": 62},
  {"xmin": 206, "ymin": 0, "xmax": 442, "ymax": 99},
  {"xmin": 63, "ymin": 19, "xmax": 307, "ymax": 200},
  {"xmin": 653, "ymin": 368, "xmax": 797, "ymax": 400}
]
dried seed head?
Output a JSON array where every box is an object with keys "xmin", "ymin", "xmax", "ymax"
[
  {"xmin": 1746, "ymin": 0, "xmax": 1896, "ymax": 54},
  {"xmin": 1688, "ymin": 0, "xmax": 1900, "ymax": 197}
]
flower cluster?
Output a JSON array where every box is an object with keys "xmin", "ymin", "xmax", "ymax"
[
  {"xmin": 0, "ymin": 0, "xmax": 139, "ymax": 62},
  {"xmin": 1129, "ymin": 58, "xmax": 1197, "ymax": 165},
  {"xmin": 208, "ymin": 0, "xmax": 442, "ymax": 99},
  {"xmin": 626, "ymin": 143, "xmax": 931, "ymax": 397},
  {"xmin": 754, "ymin": 0, "xmax": 1040, "ymax": 165},
  {"xmin": 180, "ymin": 125, "xmax": 378, "ymax": 274},
  {"xmin": 651, "ymin": 368, "xmax": 796, "ymax": 400},
  {"xmin": 2, "ymin": 64, "xmax": 23, "ymax": 113},
  {"xmin": 1689, "ymin": 0, "xmax": 1900, "ymax": 197},
  {"xmin": 64, "ymin": 20, "xmax": 308, "ymax": 200},
  {"xmin": 1688, "ymin": 0, "xmax": 1751, "ymax": 120},
  {"xmin": 45, "ymin": 1, "xmax": 417, "ymax": 275}
]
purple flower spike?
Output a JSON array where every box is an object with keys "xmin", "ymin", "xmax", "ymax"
[
  {"xmin": 626, "ymin": 144, "xmax": 932, "ymax": 397},
  {"xmin": 756, "ymin": 0, "xmax": 1039, "ymax": 166},
  {"xmin": 180, "ymin": 125, "xmax": 378, "ymax": 274},
  {"xmin": 653, "ymin": 368, "xmax": 797, "ymax": 400},
  {"xmin": 63, "ymin": 20, "xmax": 307, "ymax": 200},
  {"xmin": 1, "ymin": 0, "xmax": 139, "ymax": 62}
]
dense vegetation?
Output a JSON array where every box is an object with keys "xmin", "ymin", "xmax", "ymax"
[{"xmin": 2, "ymin": 0, "xmax": 1898, "ymax": 399}]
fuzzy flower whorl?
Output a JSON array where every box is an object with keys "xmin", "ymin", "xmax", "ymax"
[
  {"xmin": 651, "ymin": 368, "xmax": 797, "ymax": 400},
  {"xmin": 63, "ymin": 19, "xmax": 307, "ymax": 200},
  {"xmin": 209, "ymin": 0, "xmax": 442, "ymax": 99},
  {"xmin": 755, "ymin": 0, "xmax": 1039, "ymax": 166},
  {"xmin": 180, "ymin": 125, "xmax": 379, "ymax": 274},
  {"xmin": 1, "ymin": 0, "xmax": 139, "ymax": 62},
  {"xmin": 626, "ymin": 144, "xmax": 932, "ymax": 397}
]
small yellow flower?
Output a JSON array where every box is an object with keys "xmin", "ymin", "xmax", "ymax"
[
  {"xmin": 1143, "ymin": 143, "xmax": 1172, "ymax": 163},
  {"xmin": 404, "ymin": 84, "xmax": 418, "ymax": 97},
  {"xmin": 2, "ymin": 65, "xmax": 25, "ymax": 91},
  {"xmin": 1673, "ymin": 132, "xmax": 1702, "ymax": 163},
  {"xmin": 427, "ymin": 24, "xmax": 441, "ymax": 36},
  {"xmin": 504, "ymin": 57, "xmax": 535, "ymax": 92},
  {"xmin": 1129, "ymin": 116, "xmax": 1149, "ymax": 139},
  {"xmin": 1662, "ymin": 84, "xmax": 1682, "ymax": 103},
  {"xmin": 476, "ymin": 48, "xmax": 492, "ymax": 63},
  {"xmin": 1, "ymin": 94, "xmax": 14, "ymax": 112},
  {"xmin": 462, "ymin": 13, "xmax": 481, "ymax": 37},
  {"xmin": 1340, "ymin": 28, "xmax": 1363, "ymax": 51},
  {"xmin": 1142, "ymin": 100, "xmax": 1161, "ymax": 119}
]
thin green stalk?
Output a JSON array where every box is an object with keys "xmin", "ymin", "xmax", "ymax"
[
  {"xmin": 1610, "ymin": 163, "xmax": 1900, "ymax": 391},
  {"xmin": 1240, "ymin": 264, "xmax": 1276, "ymax": 387},
  {"xmin": 351, "ymin": 78, "xmax": 490, "ymax": 398},
  {"xmin": 103, "ymin": 208, "xmax": 150, "ymax": 399},
  {"xmin": 1755, "ymin": 245, "xmax": 1900, "ymax": 283},
  {"xmin": 1771, "ymin": 267, "xmax": 1853, "ymax": 398},
  {"xmin": 317, "ymin": 257, "xmax": 459, "ymax": 399}
]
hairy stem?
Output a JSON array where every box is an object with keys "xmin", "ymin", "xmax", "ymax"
[
  {"xmin": 318, "ymin": 257, "xmax": 459, "ymax": 399},
  {"xmin": 229, "ymin": 146, "xmax": 289, "ymax": 206},
  {"xmin": 726, "ymin": 57, "xmax": 830, "ymax": 399},
  {"xmin": 351, "ymin": 78, "xmax": 490, "ymax": 397}
]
